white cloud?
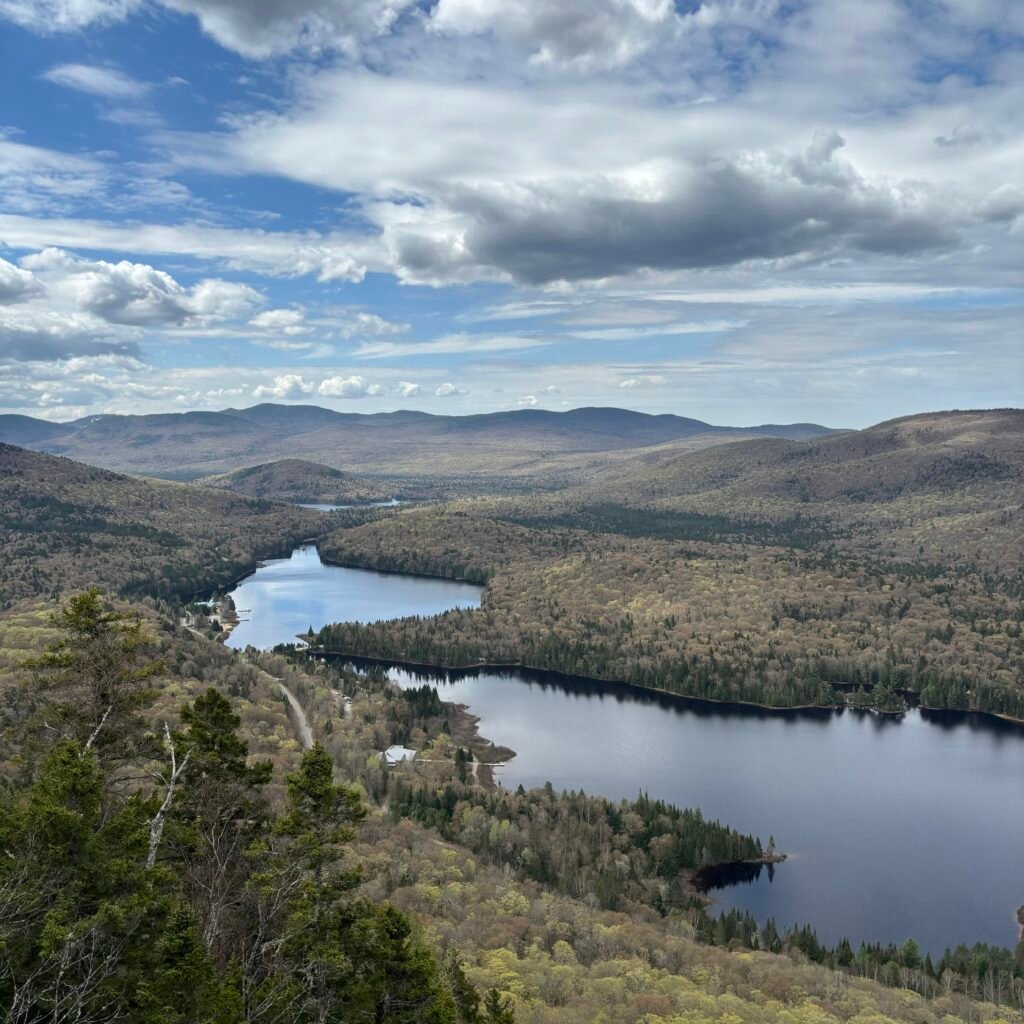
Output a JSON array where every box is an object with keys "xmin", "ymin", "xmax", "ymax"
[
  {"xmin": 21, "ymin": 248, "xmax": 262, "ymax": 326},
  {"xmin": 279, "ymin": 245, "xmax": 367, "ymax": 283},
  {"xmin": 0, "ymin": 308, "xmax": 138, "ymax": 362},
  {"xmin": 420, "ymin": 135, "xmax": 958, "ymax": 285},
  {"xmin": 469, "ymin": 299, "xmax": 577, "ymax": 322},
  {"xmin": 435, "ymin": 382, "xmax": 467, "ymax": 397},
  {"xmin": 516, "ymin": 394, "xmax": 538, "ymax": 406},
  {"xmin": 0, "ymin": 257, "xmax": 44, "ymax": 304},
  {"xmin": 318, "ymin": 374, "xmax": 383, "ymax": 398},
  {"xmin": 156, "ymin": 0, "xmax": 414, "ymax": 57},
  {"xmin": 184, "ymin": 278, "xmax": 262, "ymax": 322},
  {"xmin": 253, "ymin": 374, "xmax": 313, "ymax": 399},
  {"xmin": 250, "ymin": 308, "xmax": 307, "ymax": 334},
  {"xmin": 569, "ymin": 319, "xmax": 747, "ymax": 341},
  {"xmin": 339, "ymin": 311, "xmax": 408, "ymax": 337},
  {"xmin": 0, "ymin": 139, "xmax": 108, "ymax": 215},
  {"xmin": 1, "ymin": 0, "xmax": 413, "ymax": 53},
  {"xmin": 0, "ymin": 213, "xmax": 377, "ymax": 281},
  {"xmin": 254, "ymin": 339, "xmax": 330, "ymax": 356},
  {"xmin": 204, "ymin": 67, "xmax": 972, "ymax": 287},
  {"xmin": 429, "ymin": 0, "xmax": 677, "ymax": 70},
  {"xmin": 0, "ymin": 0, "xmax": 1021, "ymax": 427},
  {"xmin": 395, "ymin": 380, "xmax": 421, "ymax": 397},
  {"xmin": 934, "ymin": 123, "xmax": 1003, "ymax": 149},
  {"xmin": 641, "ymin": 284, "xmax": 980, "ymax": 306},
  {"xmin": 1, "ymin": 301, "xmax": 1019, "ymax": 423},
  {"xmin": 355, "ymin": 333, "xmax": 547, "ymax": 359},
  {"xmin": 973, "ymin": 185, "xmax": 1024, "ymax": 225},
  {"xmin": 42, "ymin": 63, "xmax": 147, "ymax": 99},
  {"xmin": 0, "ymin": 0, "xmax": 139, "ymax": 32}
]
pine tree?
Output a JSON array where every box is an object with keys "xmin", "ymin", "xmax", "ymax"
[
  {"xmin": 483, "ymin": 988, "xmax": 515, "ymax": 1023},
  {"xmin": 269, "ymin": 745, "xmax": 456, "ymax": 1023},
  {"xmin": 22, "ymin": 587, "xmax": 163, "ymax": 763},
  {"xmin": 444, "ymin": 950, "xmax": 482, "ymax": 1023}
]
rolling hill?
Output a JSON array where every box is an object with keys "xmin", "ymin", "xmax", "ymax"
[
  {"xmin": 556, "ymin": 408, "xmax": 1024, "ymax": 571},
  {"xmin": 201, "ymin": 458, "xmax": 393, "ymax": 505},
  {"xmin": 0, "ymin": 414, "xmax": 75, "ymax": 445},
  {"xmin": 315, "ymin": 408, "xmax": 1024, "ymax": 715},
  {"xmin": 584, "ymin": 408, "xmax": 1024, "ymax": 500}
]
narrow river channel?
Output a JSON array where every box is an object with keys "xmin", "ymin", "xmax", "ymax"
[{"xmin": 225, "ymin": 546, "xmax": 1024, "ymax": 954}]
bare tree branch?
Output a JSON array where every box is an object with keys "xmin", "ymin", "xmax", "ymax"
[{"xmin": 146, "ymin": 722, "xmax": 192, "ymax": 871}]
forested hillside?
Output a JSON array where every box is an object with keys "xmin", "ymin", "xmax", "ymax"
[
  {"xmin": 3, "ymin": 591, "xmax": 1020, "ymax": 1023},
  {"xmin": 0, "ymin": 443, "xmax": 326, "ymax": 607},
  {"xmin": 315, "ymin": 410, "xmax": 1024, "ymax": 717},
  {"xmin": 201, "ymin": 457, "xmax": 393, "ymax": 505},
  {"xmin": 513, "ymin": 409, "xmax": 1024, "ymax": 574},
  {"xmin": 0, "ymin": 595, "xmax": 466, "ymax": 1023},
  {"xmin": 3, "ymin": 413, "xmax": 1024, "ymax": 1023}
]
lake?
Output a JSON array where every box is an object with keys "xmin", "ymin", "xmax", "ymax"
[
  {"xmin": 227, "ymin": 547, "xmax": 1024, "ymax": 954},
  {"xmin": 296, "ymin": 499, "xmax": 401, "ymax": 511},
  {"xmin": 224, "ymin": 544, "xmax": 481, "ymax": 649}
]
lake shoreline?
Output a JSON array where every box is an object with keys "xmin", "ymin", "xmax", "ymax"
[
  {"xmin": 220, "ymin": 547, "xmax": 1024, "ymax": 951},
  {"xmin": 690, "ymin": 853, "xmax": 789, "ymax": 898},
  {"xmin": 311, "ymin": 554, "xmax": 1024, "ymax": 728},
  {"xmin": 319, "ymin": 552, "xmax": 486, "ymax": 586},
  {"xmin": 214, "ymin": 543, "xmax": 1024, "ymax": 729},
  {"xmin": 309, "ymin": 646, "xmax": 1024, "ymax": 726},
  {"xmin": 391, "ymin": 663, "xmax": 790, "ymax": 904}
]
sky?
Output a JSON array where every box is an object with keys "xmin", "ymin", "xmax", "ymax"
[{"xmin": 0, "ymin": 0, "xmax": 1021, "ymax": 428}]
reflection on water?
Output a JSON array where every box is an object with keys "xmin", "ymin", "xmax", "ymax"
[
  {"xmin": 224, "ymin": 548, "xmax": 1024, "ymax": 954},
  {"xmin": 224, "ymin": 545, "xmax": 481, "ymax": 650},
  {"xmin": 374, "ymin": 662, "xmax": 1024, "ymax": 954},
  {"xmin": 696, "ymin": 860, "xmax": 776, "ymax": 891}
]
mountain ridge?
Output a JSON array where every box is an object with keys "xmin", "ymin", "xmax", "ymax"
[{"xmin": 0, "ymin": 404, "xmax": 844, "ymax": 479}]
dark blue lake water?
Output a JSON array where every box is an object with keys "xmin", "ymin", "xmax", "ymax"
[{"xmin": 227, "ymin": 547, "xmax": 1024, "ymax": 954}]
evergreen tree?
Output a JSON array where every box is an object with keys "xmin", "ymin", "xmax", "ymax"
[
  {"xmin": 444, "ymin": 950, "xmax": 482, "ymax": 1023},
  {"xmin": 0, "ymin": 742, "xmax": 224, "ymax": 1022},
  {"xmin": 2, "ymin": 595, "xmax": 464, "ymax": 1024},
  {"xmin": 483, "ymin": 988, "xmax": 515, "ymax": 1024},
  {"xmin": 267, "ymin": 744, "xmax": 456, "ymax": 1022},
  {"xmin": 22, "ymin": 587, "xmax": 163, "ymax": 764}
]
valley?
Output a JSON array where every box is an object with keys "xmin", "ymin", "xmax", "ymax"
[
  {"xmin": 5, "ymin": 3, "xmax": 1020, "ymax": 1018},
  {"xmin": 222, "ymin": 544, "xmax": 1024, "ymax": 953},
  {"xmin": 2, "ymin": 405, "xmax": 1023, "ymax": 1023}
]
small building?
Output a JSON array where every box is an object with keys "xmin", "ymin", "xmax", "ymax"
[{"xmin": 383, "ymin": 745, "xmax": 417, "ymax": 766}]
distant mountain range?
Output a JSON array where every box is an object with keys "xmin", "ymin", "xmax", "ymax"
[{"xmin": 0, "ymin": 404, "xmax": 842, "ymax": 479}]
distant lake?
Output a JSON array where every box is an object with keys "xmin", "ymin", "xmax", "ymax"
[
  {"xmin": 296, "ymin": 499, "xmax": 401, "ymax": 511},
  {"xmin": 224, "ymin": 545, "xmax": 480, "ymax": 649},
  {"xmin": 228, "ymin": 547, "xmax": 1024, "ymax": 954}
]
